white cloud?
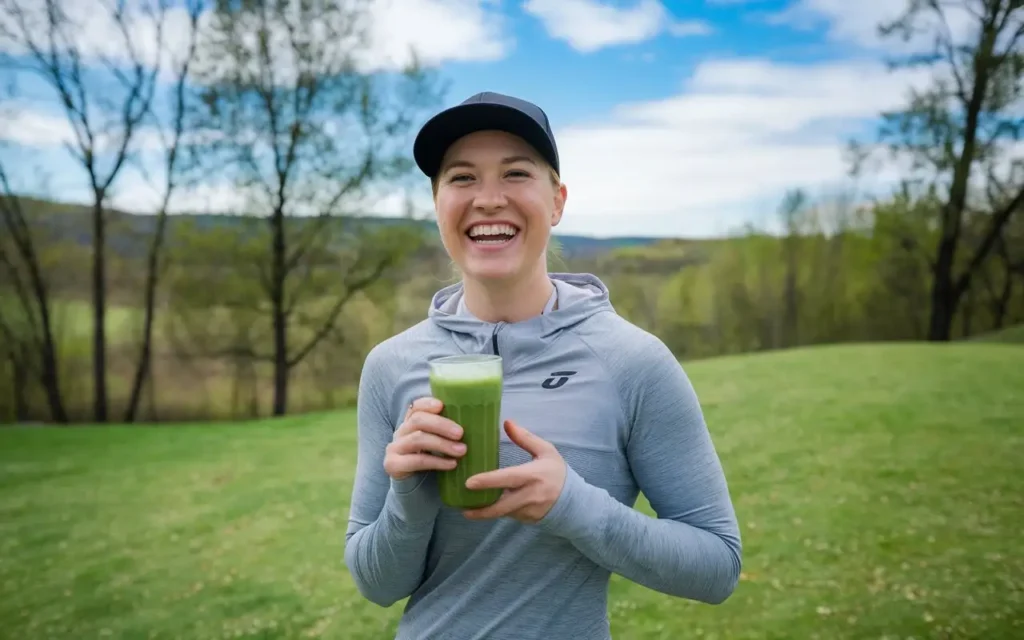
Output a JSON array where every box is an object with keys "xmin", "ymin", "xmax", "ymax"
[
  {"xmin": 523, "ymin": 0, "xmax": 712, "ymax": 53},
  {"xmin": 0, "ymin": 0, "xmax": 508, "ymax": 81},
  {"xmin": 550, "ymin": 57, "xmax": 934, "ymax": 237},
  {"xmin": 366, "ymin": 0, "xmax": 509, "ymax": 69},
  {"xmin": 19, "ymin": 56, "xmax": 935, "ymax": 238},
  {"xmin": 768, "ymin": 0, "xmax": 978, "ymax": 53},
  {"xmin": 0, "ymin": 103, "xmax": 166, "ymax": 154},
  {"xmin": 108, "ymin": 172, "xmax": 249, "ymax": 216}
]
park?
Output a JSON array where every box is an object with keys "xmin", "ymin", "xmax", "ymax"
[{"xmin": 2, "ymin": 0, "xmax": 1023, "ymax": 638}]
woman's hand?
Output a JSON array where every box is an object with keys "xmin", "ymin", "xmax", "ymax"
[
  {"xmin": 383, "ymin": 397, "xmax": 466, "ymax": 481},
  {"xmin": 462, "ymin": 419, "xmax": 566, "ymax": 524}
]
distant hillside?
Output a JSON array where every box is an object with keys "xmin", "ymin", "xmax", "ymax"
[{"xmin": 9, "ymin": 196, "xmax": 667, "ymax": 259}]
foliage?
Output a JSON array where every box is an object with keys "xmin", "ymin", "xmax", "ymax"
[
  {"xmin": 182, "ymin": 0, "xmax": 442, "ymax": 415},
  {"xmin": 851, "ymin": 0, "xmax": 1024, "ymax": 340}
]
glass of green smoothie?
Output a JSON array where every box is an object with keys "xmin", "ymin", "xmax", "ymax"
[{"xmin": 428, "ymin": 354, "xmax": 503, "ymax": 509}]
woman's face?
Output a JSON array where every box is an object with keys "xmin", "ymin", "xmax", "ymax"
[{"xmin": 433, "ymin": 129, "xmax": 567, "ymax": 285}]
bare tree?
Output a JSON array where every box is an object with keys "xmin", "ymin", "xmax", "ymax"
[
  {"xmin": 0, "ymin": 0, "xmax": 171, "ymax": 421},
  {"xmin": 184, "ymin": 0, "xmax": 440, "ymax": 415},
  {"xmin": 123, "ymin": 0, "xmax": 206, "ymax": 423},
  {"xmin": 868, "ymin": 0, "xmax": 1024, "ymax": 340},
  {"xmin": 0, "ymin": 161, "xmax": 68, "ymax": 423}
]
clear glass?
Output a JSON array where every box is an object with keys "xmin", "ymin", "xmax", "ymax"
[{"xmin": 428, "ymin": 354, "xmax": 504, "ymax": 509}]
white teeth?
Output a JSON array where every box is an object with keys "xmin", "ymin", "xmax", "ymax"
[{"xmin": 468, "ymin": 223, "xmax": 518, "ymax": 238}]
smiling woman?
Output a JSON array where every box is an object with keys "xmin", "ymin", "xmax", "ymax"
[{"xmin": 343, "ymin": 91, "xmax": 742, "ymax": 640}]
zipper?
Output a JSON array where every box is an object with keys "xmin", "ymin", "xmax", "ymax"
[{"xmin": 491, "ymin": 323, "xmax": 502, "ymax": 355}]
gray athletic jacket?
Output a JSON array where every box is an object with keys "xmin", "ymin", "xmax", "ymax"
[{"xmin": 344, "ymin": 272, "xmax": 741, "ymax": 640}]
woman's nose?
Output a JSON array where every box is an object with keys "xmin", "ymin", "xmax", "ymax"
[{"xmin": 472, "ymin": 180, "xmax": 508, "ymax": 211}]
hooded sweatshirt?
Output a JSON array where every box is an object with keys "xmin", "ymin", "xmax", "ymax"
[{"xmin": 344, "ymin": 273, "xmax": 741, "ymax": 640}]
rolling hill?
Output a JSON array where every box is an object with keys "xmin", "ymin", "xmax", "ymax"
[{"xmin": 9, "ymin": 195, "xmax": 669, "ymax": 260}]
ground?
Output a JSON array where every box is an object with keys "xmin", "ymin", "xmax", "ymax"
[{"xmin": 1, "ymin": 342, "xmax": 1022, "ymax": 639}]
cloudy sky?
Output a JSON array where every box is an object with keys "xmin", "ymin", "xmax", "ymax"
[{"xmin": 0, "ymin": 0, "xmax": 954, "ymax": 238}]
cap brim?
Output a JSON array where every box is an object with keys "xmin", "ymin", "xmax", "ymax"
[{"xmin": 413, "ymin": 102, "xmax": 558, "ymax": 179}]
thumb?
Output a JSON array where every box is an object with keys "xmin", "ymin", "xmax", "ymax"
[{"xmin": 505, "ymin": 419, "xmax": 557, "ymax": 458}]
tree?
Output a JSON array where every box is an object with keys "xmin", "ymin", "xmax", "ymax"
[
  {"xmin": 868, "ymin": 0, "xmax": 1024, "ymax": 341},
  {"xmin": 778, "ymin": 189, "xmax": 807, "ymax": 348},
  {"xmin": 123, "ymin": 0, "xmax": 206, "ymax": 423},
  {"xmin": 0, "ymin": 160, "xmax": 68, "ymax": 423},
  {"xmin": 185, "ymin": 0, "xmax": 441, "ymax": 415},
  {"xmin": 0, "ymin": 0, "xmax": 170, "ymax": 420}
]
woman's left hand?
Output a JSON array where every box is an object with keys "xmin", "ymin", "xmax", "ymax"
[{"xmin": 462, "ymin": 419, "xmax": 566, "ymax": 524}]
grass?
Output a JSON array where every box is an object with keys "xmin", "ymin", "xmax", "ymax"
[{"xmin": 1, "ymin": 342, "xmax": 1022, "ymax": 639}]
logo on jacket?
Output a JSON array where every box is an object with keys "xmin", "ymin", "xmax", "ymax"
[{"xmin": 541, "ymin": 371, "xmax": 577, "ymax": 389}]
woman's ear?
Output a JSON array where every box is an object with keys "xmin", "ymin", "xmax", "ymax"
[{"xmin": 551, "ymin": 183, "xmax": 567, "ymax": 227}]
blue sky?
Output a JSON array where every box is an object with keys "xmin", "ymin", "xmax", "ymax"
[{"xmin": 0, "ymin": 0, "xmax": 943, "ymax": 238}]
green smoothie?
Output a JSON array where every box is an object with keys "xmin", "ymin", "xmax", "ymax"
[{"xmin": 428, "ymin": 354, "xmax": 503, "ymax": 509}]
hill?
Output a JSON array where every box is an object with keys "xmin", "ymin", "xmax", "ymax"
[
  {"xmin": 1, "ymin": 342, "xmax": 1021, "ymax": 638},
  {"xmin": 9, "ymin": 195, "xmax": 670, "ymax": 260}
]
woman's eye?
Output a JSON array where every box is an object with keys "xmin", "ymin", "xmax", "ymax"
[
  {"xmin": 506, "ymin": 169, "xmax": 530, "ymax": 178},
  {"xmin": 449, "ymin": 174, "xmax": 473, "ymax": 183}
]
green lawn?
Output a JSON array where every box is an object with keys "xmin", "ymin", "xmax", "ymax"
[{"xmin": 1, "ymin": 343, "xmax": 1022, "ymax": 639}]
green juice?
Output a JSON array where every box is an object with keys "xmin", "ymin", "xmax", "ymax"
[{"xmin": 428, "ymin": 355, "xmax": 503, "ymax": 509}]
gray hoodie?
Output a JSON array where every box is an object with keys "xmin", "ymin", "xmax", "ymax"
[{"xmin": 344, "ymin": 273, "xmax": 741, "ymax": 640}]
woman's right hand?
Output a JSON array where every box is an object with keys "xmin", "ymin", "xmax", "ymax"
[{"xmin": 384, "ymin": 397, "xmax": 466, "ymax": 481}]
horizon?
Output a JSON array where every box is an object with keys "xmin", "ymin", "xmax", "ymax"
[{"xmin": 0, "ymin": 1, "xmax": 957, "ymax": 239}]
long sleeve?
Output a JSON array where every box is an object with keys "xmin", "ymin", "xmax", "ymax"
[
  {"xmin": 536, "ymin": 332, "xmax": 742, "ymax": 605},
  {"xmin": 344, "ymin": 343, "xmax": 442, "ymax": 607}
]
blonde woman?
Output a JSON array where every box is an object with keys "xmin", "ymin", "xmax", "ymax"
[{"xmin": 345, "ymin": 92, "xmax": 741, "ymax": 639}]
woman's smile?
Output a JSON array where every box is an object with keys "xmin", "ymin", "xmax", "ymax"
[{"xmin": 464, "ymin": 220, "xmax": 523, "ymax": 253}]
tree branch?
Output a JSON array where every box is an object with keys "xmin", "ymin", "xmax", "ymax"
[
  {"xmin": 286, "ymin": 254, "xmax": 394, "ymax": 370},
  {"xmin": 955, "ymin": 181, "xmax": 1024, "ymax": 296}
]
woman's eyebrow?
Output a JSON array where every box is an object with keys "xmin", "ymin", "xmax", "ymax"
[
  {"xmin": 501, "ymin": 155, "xmax": 536, "ymax": 166},
  {"xmin": 440, "ymin": 156, "xmax": 537, "ymax": 174}
]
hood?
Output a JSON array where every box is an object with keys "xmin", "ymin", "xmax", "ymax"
[{"xmin": 427, "ymin": 272, "xmax": 615, "ymax": 362}]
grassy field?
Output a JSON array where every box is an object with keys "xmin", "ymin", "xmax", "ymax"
[{"xmin": 1, "ymin": 342, "xmax": 1022, "ymax": 639}]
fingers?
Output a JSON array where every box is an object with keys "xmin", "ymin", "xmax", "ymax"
[
  {"xmin": 462, "ymin": 488, "xmax": 530, "ymax": 520},
  {"xmin": 465, "ymin": 463, "xmax": 536, "ymax": 491},
  {"xmin": 405, "ymin": 396, "xmax": 442, "ymax": 421},
  {"xmin": 396, "ymin": 405, "xmax": 463, "ymax": 441},
  {"xmin": 384, "ymin": 451, "xmax": 457, "ymax": 477},
  {"xmin": 384, "ymin": 396, "xmax": 465, "ymax": 481},
  {"xmin": 504, "ymin": 419, "xmax": 558, "ymax": 458},
  {"xmin": 390, "ymin": 429, "xmax": 467, "ymax": 458}
]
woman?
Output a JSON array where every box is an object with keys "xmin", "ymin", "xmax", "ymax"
[{"xmin": 344, "ymin": 91, "xmax": 742, "ymax": 640}]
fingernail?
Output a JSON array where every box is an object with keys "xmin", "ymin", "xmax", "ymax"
[
  {"xmin": 451, "ymin": 428, "xmax": 463, "ymax": 439},
  {"xmin": 453, "ymin": 443, "xmax": 466, "ymax": 453}
]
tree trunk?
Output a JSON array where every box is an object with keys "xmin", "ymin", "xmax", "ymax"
[
  {"xmin": 124, "ymin": 207, "xmax": 169, "ymax": 423},
  {"xmin": 271, "ymin": 207, "xmax": 288, "ymax": 417},
  {"xmin": 927, "ymin": 260, "xmax": 958, "ymax": 341},
  {"xmin": 91, "ymin": 197, "xmax": 108, "ymax": 422},
  {"xmin": 925, "ymin": 13, "xmax": 997, "ymax": 341},
  {"xmin": 38, "ymin": 335, "xmax": 67, "ymax": 423},
  {"xmin": 11, "ymin": 351, "xmax": 28, "ymax": 422}
]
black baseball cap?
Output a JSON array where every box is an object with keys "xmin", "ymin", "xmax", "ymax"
[{"xmin": 413, "ymin": 91, "xmax": 560, "ymax": 179}]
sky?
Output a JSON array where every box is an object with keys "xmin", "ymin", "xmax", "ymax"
[{"xmin": 0, "ymin": 0, "xmax": 963, "ymax": 238}]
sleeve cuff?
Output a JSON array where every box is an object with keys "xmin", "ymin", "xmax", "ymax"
[
  {"xmin": 535, "ymin": 464, "xmax": 605, "ymax": 540},
  {"xmin": 385, "ymin": 473, "xmax": 442, "ymax": 524}
]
